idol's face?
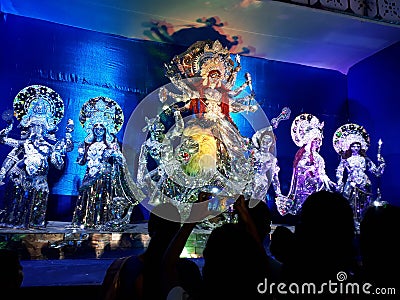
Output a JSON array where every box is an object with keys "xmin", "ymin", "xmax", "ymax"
[
  {"xmin": 30, "ymin": 123, "xmax": 45, "ymax": 138},
  {"xmin": 350, "ymin": 142, "xmax": 361, "ymax": 154},
  {"xmin": 93, "ymin": 123, "xmax": 105, "ymax": 137},
  {"xmin": 207, "ymin": 70, "xmax": 222, "ymax": 88},
  {"xmin": 33, "ymin": 98, "xmax": 48, "ymax": 115},
  {"xmin": 261, "ymin": 135, "xmax": 273, "ymax": 150},
  {"xmin": 149, "ymin": 121, "xmax": 165, "ymax": 142},
  {"xmin": 151, "ymin": 129, "xmax": 164, "ymax": 142}
]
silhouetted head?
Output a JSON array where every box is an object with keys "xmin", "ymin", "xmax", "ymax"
[
  {"xmin": 297, "ymin": 190, "xmax": 355, "ymax": 238},
  {"xmin": 0, "ymin": 249, "xmax": 23, "ymax": 289},
  {"xmin": 237, "ymin": 199, "xmax": 272, "ymax": 241},
  {"xmin": 270, "ymin": 225, "xmax": 295, "ymax": 264},
  {"xmin": 147, "ymin": 202, "xmax": 181, "ymax": 245},
  {"xmin": 359, "ymin": 203, "xmax": 400, "ymax": 285},
  {"xmin": 293, "ymin": 191, "xmax": 357, "ymax": 280},
  {"xmin": 202, "ymin": 223, "xmax": 266, "ymax": 299}
]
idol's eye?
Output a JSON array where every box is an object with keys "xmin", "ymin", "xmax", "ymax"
[{"xmin": 209, "ymin": 71, "xmax": 221, "ymax": 79}]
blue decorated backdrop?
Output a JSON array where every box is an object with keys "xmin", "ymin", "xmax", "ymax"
[{"xmin": 1, "ymin": 12, "xmax": 397, "ymax": 223}]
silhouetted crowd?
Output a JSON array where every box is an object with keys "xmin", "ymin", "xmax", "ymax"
[{"xmin": 2, "ymin": 190, "xmax": 399, "ymax": 299}]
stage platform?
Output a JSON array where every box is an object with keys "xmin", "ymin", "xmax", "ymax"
[
  {"xmin": 0, "ymin": 220, "xmax": 210, "ymax": 296},
  {"xmin": 0, "ymin": 220, "xmax": 214, "ymax": 261}
]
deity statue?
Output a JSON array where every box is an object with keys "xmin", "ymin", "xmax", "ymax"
[
  {"xmin": 159, "ymin": 40, "xmax": 257, "ymax": 165},
  {"xmin": 333, "ymin": 123, "xmax": 385, "ymax": 228},
  {"xmin": 137, "ymin": 108, "xmax": 186, "ymax": 205},
  {"xmin": 246, "ymin": 126, "xmax": 282, "ymax": 202},
  {"xmin": 276, "ymin": 113, "xmax": 335, "ymax": 216},
  {"xmin": 69, "ymin": 96, "xmax": 144, "ymax": 231},
  {"xmin": 136, "ymin": 40, "xmax": 267, "ymax": 220},
  {"xmin": 0, "ymin": 85, "xmax": 73, "ymax": 229}
]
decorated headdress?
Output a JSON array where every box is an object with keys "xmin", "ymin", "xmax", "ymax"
[
  {"xmin": 251, "ymin": 126, "xmax": 275, "ymax": 149},
  {"xmin": 165, "ymin": 40, "xmax": 233, "ymax": 80},
  {"xmin": 291, "ymin": 113, "xmax": 324, "ymax": 147},
  {"xmin": 142, "ymin": 115, "xmax": 165, "ymax": 134},
  {"xmin": 79, "ymin": 96, "xmax": 124, "ymax": 143},
  {"xmin": 13, "ymin": 85, "xmax": 64, "ymax": 132},
  {"xmin": 333, "ymin": 123, "xmax": 370, "ymax": 154}
]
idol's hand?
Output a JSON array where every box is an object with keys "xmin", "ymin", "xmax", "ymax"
[
  {"xmin": 247, "ymin": 104, "xmax": 258, "ymax": 112},
  {"xmin": 321, "ymin": 175, "xmax": 333, "ymax": 191},
  {"xmin": 336, "ymin": 181, "xmax": 344, "ymax": 193}
]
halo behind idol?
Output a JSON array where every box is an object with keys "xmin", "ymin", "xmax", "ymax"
[
  {"xmin": 13, "ymin": 85, "xmax": 64, "ymax": 132},
  {"xmin": 291, "ymin": 113, "xmax": 324, "ymax": 147},
  {"xmin": 333, "ymin": 123, "xmax": 370, "ymax": 154},
  {"xmin": 79, "ymin": 96, "xmax": 124, "ymax": 144}
]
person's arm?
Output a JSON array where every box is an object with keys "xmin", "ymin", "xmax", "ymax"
[
  {"xmin": 234, "ymin": 196, "xmax": 270, "ymax": 268},
  {"xmin": 162, "ymin": 192, "xmax": 215, "ymax": 298},
  {"xmin": 163, "ymin": 222, "xmax": 197, "ymax": 295},
  {"xmin": 234, "ymin": 195, "xmax": 263, "ymax": 245}
]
